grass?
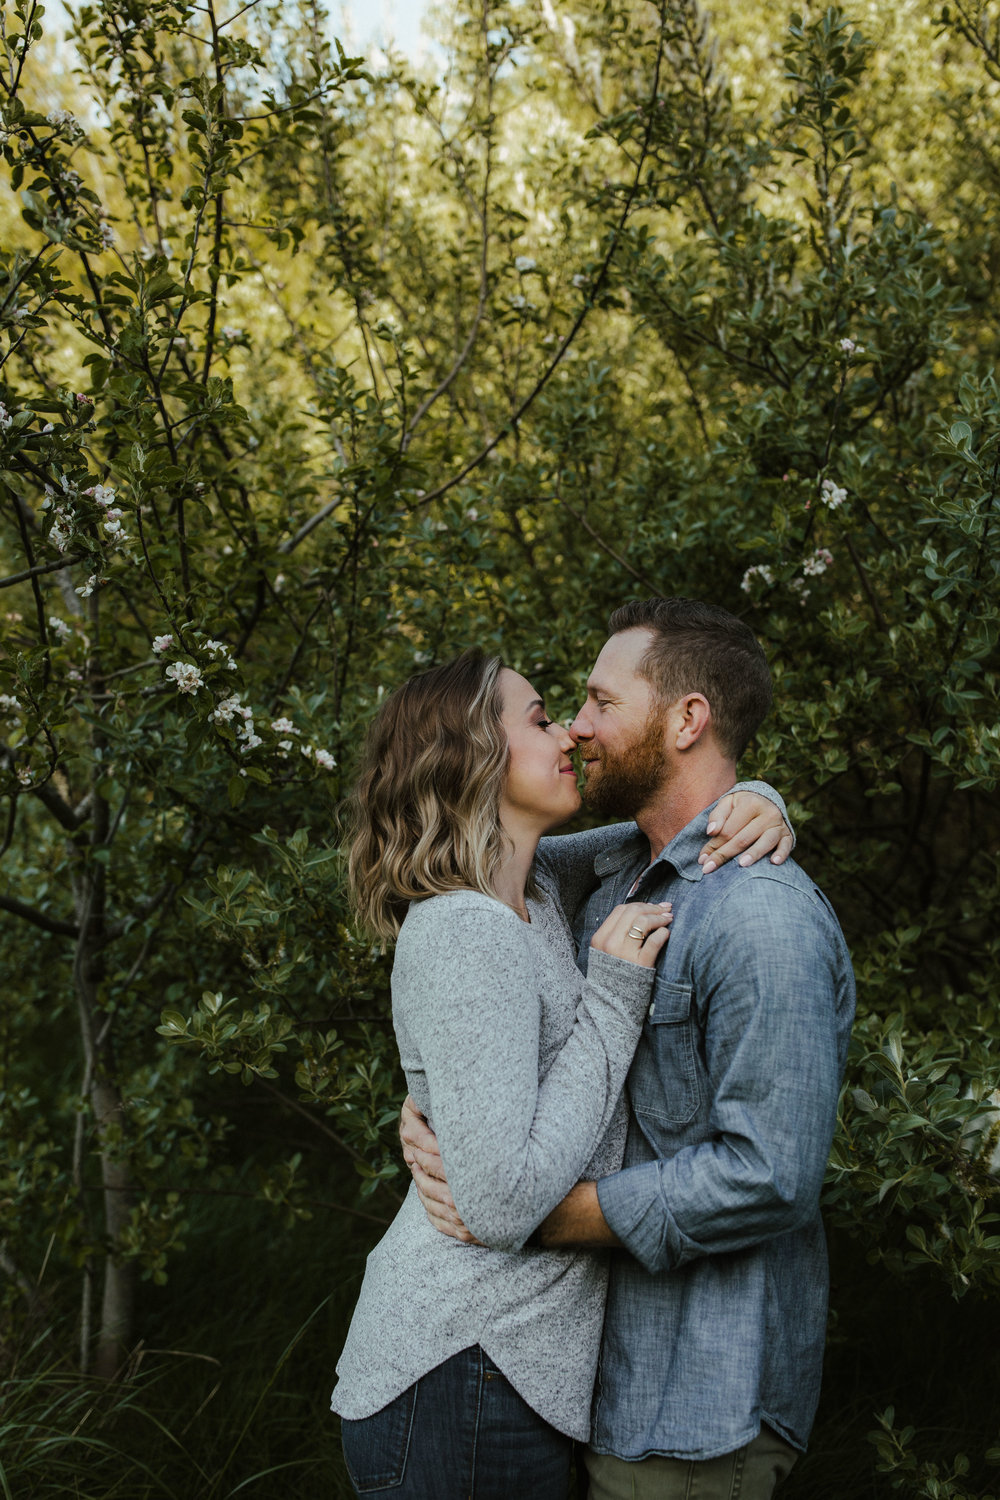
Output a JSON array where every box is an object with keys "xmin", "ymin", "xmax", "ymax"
[
  {"xmin": 5, "ymin": 1207, "xmax": 999, "ymax": 1498},
  {"xmin": 2, "ymin": 1191, "xmax": 374, "ymax": 1499}
]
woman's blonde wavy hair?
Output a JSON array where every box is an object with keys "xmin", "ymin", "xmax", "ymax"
[{"xmin": 347, "ymin": 649, "xmax": 515, "ymax": 945}]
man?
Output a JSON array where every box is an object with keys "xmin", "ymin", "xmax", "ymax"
[{"xmin": 404, "ymin": 597, "xmax": 855, "ymax": 1499}]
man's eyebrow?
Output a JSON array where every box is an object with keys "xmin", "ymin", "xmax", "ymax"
[{"xmin": 587, "ymin": 679, "xmax": 615, "ymax": 698}]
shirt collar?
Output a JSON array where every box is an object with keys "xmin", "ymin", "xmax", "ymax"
[{"xmin": 592, "ymin": 808, "xmax": 714, "ymax": 885}]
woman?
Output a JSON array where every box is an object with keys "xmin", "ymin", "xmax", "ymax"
[{"xmin": 331, "ymin": 650, "xmax": 786, "ymax": 1499}]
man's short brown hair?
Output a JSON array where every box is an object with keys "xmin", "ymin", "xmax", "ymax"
[{"xmin": 607, "ymin": 597, "xmax": 773, "ymax": 761}]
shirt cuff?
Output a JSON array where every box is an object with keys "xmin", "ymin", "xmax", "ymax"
[{"xmin": 597, "ymin": 1162, "xmax": 683, "ymax": 1274}]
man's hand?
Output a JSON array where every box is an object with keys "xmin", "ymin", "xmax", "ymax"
[
  {"xmin": 399, "ymin": 1094, "xmax": 481, "ymax": 1244},
  {"xmin": 400, "ymin": 1093, "xmax": 445, "ymax": 1180},
  {"xmin": 698, "ymin": 790, "xmax": 793, "ymax": 874},
  {"xmin": 537, "ymin": 1181, "xmax": 621, "ymax": 1249},
  {"xmin": 399, "ymin": 1098, "xmax": 618, "ymax": 1250}
]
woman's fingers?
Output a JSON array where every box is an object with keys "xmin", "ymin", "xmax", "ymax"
[
  {"xmin": 590, "ymin": 900, "xmax": 673, "ymax": 967},
  {"xmin": 700, "ymin": 792, "xmax": 794, "ymax": 872}
]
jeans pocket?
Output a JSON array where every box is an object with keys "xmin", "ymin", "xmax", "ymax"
[{"xmin": 341, "ymin": 1384, "xmax": 417, "ymax": 1494}]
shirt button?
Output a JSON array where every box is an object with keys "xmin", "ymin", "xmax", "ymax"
[{"xmin": 648, "ymin": 1002, "xmax": 656, "ymax": 1018}]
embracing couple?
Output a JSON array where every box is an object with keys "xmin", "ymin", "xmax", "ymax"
[{"xmin": 331, "ymin": 597, "xmax": 856, "ymax": 1500}]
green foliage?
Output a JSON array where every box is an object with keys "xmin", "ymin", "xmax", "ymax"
[{"xmin": 0, "ymin": 0, "xmax": 998, "ymax": 1488}]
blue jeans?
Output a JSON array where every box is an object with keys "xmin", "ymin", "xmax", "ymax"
[{"xmin": 340, "ymin": 1344, "xmax": 573, "ymax": 1497}]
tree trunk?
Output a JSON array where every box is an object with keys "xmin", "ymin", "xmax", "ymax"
[{"xmin": 73, "ymin": 745, "xmax": 136, "ymax": 1379}]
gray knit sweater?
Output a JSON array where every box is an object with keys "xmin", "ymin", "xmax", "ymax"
[{"xmin": 330, "ymin": 873, "xmax": 653, "ymax": 1439}]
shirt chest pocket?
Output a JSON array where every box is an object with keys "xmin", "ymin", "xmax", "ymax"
[{"xmin": 628, "ymin": 981, "xmax": 700, "ymax": 1127}]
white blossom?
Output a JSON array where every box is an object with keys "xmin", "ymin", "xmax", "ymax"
[
  {"xmin": 508, "ymin": 294, "xmax": 527, "ymax": 310},
  {"xmin": 803, "ymin": 547, "xmax": 834, "ymax": 577},
  {"xmin": 48, "ymin": 518, "xmax": 71, "ymax": 551},
  {"xmin": 0, "ymin": 404, "xmax": 13, "ymax": 431},
  {"xmin": 221, "ymin": 325, "xmax": 244, "ymax": 340},
  {"xmin": 209, "ymin": 693, "xmax": 242, "ymax": 725},
  {"xmin": 47, "ymin": 108, "xmax": 77, "ymax": 130},
  {"xmin": 820, "ymin": 478, "xmax": 847, "ymax": 509},
  {"xmin": 75, "ymin": 575, "xmax": 98, "ymax": 598},
  {"xmin": 838, "ymin": 337, "xmax": 864, "ymax": 356},
  {"xmin": 789, "ymin": 576, "xmax": 810, "ymax": 604},
  {"xmin": 271, "ymin": 717, "xmax": 298, "ymax": 735},
  {"xmin": 16, "ymin": 767, "xmax": 32, "ymax": 786},
  {"xmin": 0, "ymin": 693, "xmax": 23, "ymax": 717},
  {"xmin": 165, "ymin": 661, "xmax": 203, "ymax": 694},
  {"xmin": 98, "ymin": 220, "xmax": 115, "ymax": 251},
  {"xmin": 88, "ymin": 483, "xmax": 117, "ymax": 507},
  {"xmin": 313, "ymin": 748, "xmax": 336, "ymax": 771},
  {"xmin": 48, "ymin": 616, "xmax": 72, "ymax": 642},
  {"xmin": 514, "ymin": 256, "xmax": 536, "ymax": 273},
  {"xmin": 572, "ymin": 273, "xmax": 589, "ymax": 289},
  {"xmin": 740, "ymin": 564, "xmax": 775, "ymax": 593},
  {"xmin": 239, "ymin": 731, "xmax": 263, "ymax": 753},
  {"xmin": 151, "ymin": 634, "xmax": 173, "ymax": 654}
]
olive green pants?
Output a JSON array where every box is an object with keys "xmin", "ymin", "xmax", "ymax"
[{"xmin": 585, "ymin": 1426, "xmax": 797, "ymax": 1500}]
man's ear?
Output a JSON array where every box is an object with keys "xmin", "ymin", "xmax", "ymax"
[{"xmin": 673, "ymin": 693, "xmax": 712, "ymax": 751}]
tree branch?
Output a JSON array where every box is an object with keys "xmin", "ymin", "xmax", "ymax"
[
  {"xmin": 554, "ymin": 493, "xmax": 662, "ymax": 592},
  {"xmin": 0, "ymin": 891, "xmax": 79, "ymax": 937}
]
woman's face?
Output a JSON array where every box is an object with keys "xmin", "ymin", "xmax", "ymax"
[{"xmin": 498, "ymin": 668, "xmax": 581, "ymax": 838}]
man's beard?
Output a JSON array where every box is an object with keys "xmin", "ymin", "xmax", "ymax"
[{"xmin": 580, "ymin": 713, "xmax": 667, "ymax": 819}]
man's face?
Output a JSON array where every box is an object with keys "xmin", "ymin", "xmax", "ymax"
[{"xmin": 569, "ymin": 629, "xmax": 669, "ymax": 818}]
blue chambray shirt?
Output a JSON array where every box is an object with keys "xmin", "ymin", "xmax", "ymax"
[{"xmin": 572, "ymin": 809, "xmax": 855, "ymax": 1462}]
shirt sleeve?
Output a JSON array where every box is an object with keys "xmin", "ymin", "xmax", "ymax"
[
  {"xmin": 596, "ymin": 877, "xmax": 848, "ymax": 1273},
  {"xmin": 400, "ymin": 898, "xmax": 654, "ymax": 1252}
]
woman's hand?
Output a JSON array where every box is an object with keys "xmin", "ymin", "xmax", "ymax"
[
  {"xmin": 698, "ymin": 790, "xmax": 794, "ymax": 873},
  {"xmin": 590, "ymin": 900, "xmax": 672, "ymax": 967}
]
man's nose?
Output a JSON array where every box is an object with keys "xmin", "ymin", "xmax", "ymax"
[{"xmin": 568, "ymin": 708, "xmax": 591, "ymax": 743}]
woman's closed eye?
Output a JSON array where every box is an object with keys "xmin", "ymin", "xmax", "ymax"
[{"xmin": 537, "ymin": 717, "xmax": 554, "ymax": 730}]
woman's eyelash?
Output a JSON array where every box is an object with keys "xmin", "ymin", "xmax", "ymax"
[{"xmin": 538, "ymin": 717, "xmax": 554, "ymax": 729}]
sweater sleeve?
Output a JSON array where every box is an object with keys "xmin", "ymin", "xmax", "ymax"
[
  {"xmin": 396, "ymin": 896, "xmax": 653, "ymax": 1251},
  {"xmin": 535, "ymin": 781, "xmax": 794, "ymax": 926}
]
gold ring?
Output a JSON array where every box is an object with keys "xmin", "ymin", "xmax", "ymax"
[{"xmin": 627, "ymin": 925, "xmax": 644, "ymax": 940}]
